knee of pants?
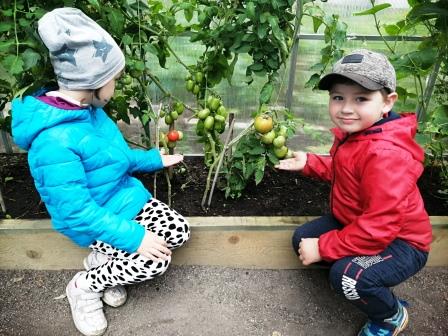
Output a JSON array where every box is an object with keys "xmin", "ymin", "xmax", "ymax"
[
  {"xmin": 329, "ymin": 260, "xmax": 377, "ymax": 299},
  {"xmin": 144, "ymin": 255, "xmax": 172, "ymax": 277},
  {"xmin": 176, "ymin": 219, "xmax": 191, "ymax": 247},
  {"xmin": 291, "ymin": 227, "xmax": 306, "ymax": 255},
  {"xmin": 328, "ymin": 260, "xmax": 350, "ymax": 295}
]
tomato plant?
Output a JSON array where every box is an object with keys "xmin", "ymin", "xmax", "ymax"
[
  {"xmin": 0, "ymin": 0, "xmax": 300, "ymax": 204},
  {"xmin": 223, "ymin": 108, "xmax": 302, "ymax": 199}
]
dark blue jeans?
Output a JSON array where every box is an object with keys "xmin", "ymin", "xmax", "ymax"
[{"xmin": 292, "ymin": 214, "xmax": 428, "ymax": 321}]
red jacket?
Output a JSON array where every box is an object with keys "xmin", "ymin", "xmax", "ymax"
[{"xmin": 302, "ymin": 112, "xmax": 432, "ymax": 262}]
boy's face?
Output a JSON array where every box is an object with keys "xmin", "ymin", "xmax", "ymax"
[{"xmin": 328, "ymin": 83, "xmax": 398, "ymax": 134}]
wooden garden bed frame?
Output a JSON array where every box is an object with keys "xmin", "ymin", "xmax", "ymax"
[{"xmin": 0, "ymin": 216, "xmax": 447, "ymax": 270}]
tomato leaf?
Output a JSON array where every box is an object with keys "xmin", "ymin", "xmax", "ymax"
[
  {"xmin": 22, "ymin": 49, "xmax": 40, "ymax": 70},
  {"xmin": 254, "ymin": 157, "xmax": 266, "ymax": 185},
  {"xmin": 259, "ymin": 82, "xmax": 274, "ymax": 105},
  {"xmin": 353, "ymin": 4, "xmax": 392, "ymax": 16}
]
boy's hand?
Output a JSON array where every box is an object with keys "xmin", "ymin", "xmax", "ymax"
[
  {"xmin": 275, "ymin": 151, "xmax": 307, "ymax": 171},
  {"xmin": 161, "ymin": 154, "xmax": 183, "ymax": 167},
  {"xmin": 298, "ymin": 238, "xmax": 322, "ymax": 265},
  {"xmin": 137, "ymin": 231, "xmax": 172, "ymax": 262}
]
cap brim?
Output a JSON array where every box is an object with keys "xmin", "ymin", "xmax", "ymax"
[{"xmin": 318, "ymin": 73, "xmax": 384, "ymax": 91}]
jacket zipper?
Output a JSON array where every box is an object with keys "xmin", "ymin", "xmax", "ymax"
[{"xmin": 330, "ymin": 134, "xmax": 350, "ymax": 214}]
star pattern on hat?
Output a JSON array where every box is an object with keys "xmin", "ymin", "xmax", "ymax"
[
  {"xmin": 93, "ymin": 38, "xmax": 113, "ymax": 62},
  {"xmin": 51, "ymin": 44, "xmax": 77, "ymax": 66}
]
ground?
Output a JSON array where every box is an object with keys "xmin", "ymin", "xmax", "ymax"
[
  {"xmin": 0, "ymin": 154, "xmax": 447, "ymax": 335},
  {"xmin": 0, "ymin": 267, "xmax": 447, "ymax": 336},
  {"xmin": 1, "ymin": 154, "xmax": 447, "ymax": 218}
]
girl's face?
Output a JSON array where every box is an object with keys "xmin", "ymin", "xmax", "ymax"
[
  {"xmin": 91, "ymin": 71, "xmax": 122, "ymax": 107},
  {"xmin": 328, "ymin": 83, "xmax": 397, "ymax": 134}
]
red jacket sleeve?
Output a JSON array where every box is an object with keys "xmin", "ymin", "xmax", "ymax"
[
  {"xmin": 318, "ymin": 149, "xmax": 416, "ymax": 261},
  {"xmin": 302, "ymin": 153, "xmax": 333, "ymax": 182}
]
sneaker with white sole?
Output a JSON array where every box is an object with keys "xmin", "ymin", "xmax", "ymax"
[
  {"xmin": 66, "ymin": 271, "xmax": 107, "ymax": 336},
  {"xmin": 83, "ymin": 251, "xmax": 127, "ymax": 308},
  {"xmin": 358, "ymin": 299, "xmax": 409, "ymax": 336}
]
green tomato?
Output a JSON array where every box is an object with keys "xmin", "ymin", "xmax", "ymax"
[
  {"xmin": 204, "ymin": 116, "xmax": 215, "ymax": 130},
  {"xmin": 261, "ymin": 130, "xmax": 276, "ymax": 145},
  {"xmin": 159, "ymin": 131, "xmax": 167, "ymax": 145},
  {"xmin": 214, "ymin": 114, "xmax": 226, "ymax": 123},
  {"xmin": 286, "ymin": 149, "xmax": 294, "ymax": 159},
  {"xmin": 159, "ymin": 110, "xmax": 166, "ymax": 118},
  {"xmin": 195, "ymin": 71, "xmax": 204, "ymax": 83},
  {"xmin": 193, "ymin": 84, "xmax": 200, "ymax": 95},
  {"xmin": 170, "ymin": 111, "xmax": 179, "ymax": 120},
  {"xmin": 164, "ymin": 114, "xmax": 173, "ymax": 125},
  {"xmin": 122, "ymin": 75, "xmax": 132, "ymax": 85},
  {"xmin": 274, "ymin": 145, "xmax": 288, "ymax": 159},
  {"xmin": 217, "ymin": 106, "xmax": 228, "ymax": 119},
  {"xmin": 196, "ymin": 120, "xmax": 205, "ymax": 136},
  {"xmin": 167, "ymin": 141, "xmax": 176, "ymax": 149},
  {"xmin": 273, "ymin": 135, "xmax": 286, "ymax": 148},
  {"xmin": 206, "ymin": 95, "xmax": 214, "ymax": 109},
  {"xmin": 198, "ymin": 108, "xmax": 210, "ymax": 120},
  {"xmin": 278, "ymin": 125, "xmax": 288, "ymax": 137},
  {"xmin": 186, "ymin": 80, "xmax": 194, "ymax": 92},
  {"xmin": 214, "ymin": 121, "xmax": 225, "ymax": 134},
  {"xmin": 174, "ymin": 102, "xmax": 185, "ymax": 115},
  {"xmin": 210, "ymin": 97, "xmax": 221, "ymax": 111}
]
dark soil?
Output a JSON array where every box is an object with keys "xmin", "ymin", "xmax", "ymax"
[{"xmin": 0, "ymin": 153, "xmax": 446, "ymax": 219}]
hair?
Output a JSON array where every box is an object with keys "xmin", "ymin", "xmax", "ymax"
[{"xmin": 328, "ymin": 75, "xmax": 391, "ymax": 98}]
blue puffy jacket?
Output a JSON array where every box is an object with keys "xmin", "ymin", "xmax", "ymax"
[{"xmin": 11, "ymin": 94, "xmax": 164, "ymax": 253}]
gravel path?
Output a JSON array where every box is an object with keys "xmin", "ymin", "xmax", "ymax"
[{"xmin": 1, "ymin": 266, "xmax": 447, "ymax": 336}]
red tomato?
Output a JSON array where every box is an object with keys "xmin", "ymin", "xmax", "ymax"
[{"xmin": 167, "ymin": 130, "xmax": 180, "ymax": 142}]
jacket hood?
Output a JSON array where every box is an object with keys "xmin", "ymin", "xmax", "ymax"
[
  {"xmin": 331, "ymin": 112, "xmax": 424, "ymax": 162},
  {"xmin": 11, "ymin": 95, "xmax": 91, "ymax": 150}
]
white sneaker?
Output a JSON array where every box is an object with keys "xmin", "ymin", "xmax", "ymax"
[
  {"xmin": 83, "ymin": 251, "xmax": 127, "ymax": 307},
  {"xmin": 66, "ymin": 271, "xmax": 107, "ymax": 336}
]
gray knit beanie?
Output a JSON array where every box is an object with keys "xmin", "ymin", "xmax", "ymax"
[{"xmin": 37, "ymin": 7, "xmax": 125, "ymax": 90}]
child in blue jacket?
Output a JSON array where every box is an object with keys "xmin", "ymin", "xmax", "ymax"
[{"xmin": 11, "ymin": 8, "xmax": 190, "ymax": 336}]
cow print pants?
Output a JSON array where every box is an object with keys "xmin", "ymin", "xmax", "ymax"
[{"xmin": 81, "ymin": 198, "xmax": 190, "ymax": 292}]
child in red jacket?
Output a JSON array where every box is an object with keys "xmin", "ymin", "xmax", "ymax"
[{"xmin": 276, "ymin": 49, "xmax": 432, "ymax": 336}]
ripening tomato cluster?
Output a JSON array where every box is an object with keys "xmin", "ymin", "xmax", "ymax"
[
  {"xmin": 254, "ymin": 114, "xmax": 293, "ymax": 159},
  {"xmin": 195, "ymin": 95, "xmax": 228, "ymax": 136},
  {"xmin": 159, "ymin": 101, "xmax": 186, "ymax": 150},
  {"xmin": 159, "ymin": 129, "xmax": 184, "ymax": 149}
]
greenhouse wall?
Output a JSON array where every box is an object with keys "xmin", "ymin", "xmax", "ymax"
[{"xmin": 0, "ymin": 0, "xmax": 426, "ymax": 155}]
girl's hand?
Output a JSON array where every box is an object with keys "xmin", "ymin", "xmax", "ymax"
[
  {"xmin": 161, "ymin": 154, "xmax": 183, "ymax": 167},
  {"xmin": 275, "ymin": 151, "xmax": 307, "ymax": 171},
  {"xmin": 137, "ymin": 231, "xmax": 172, "ymax": 262},
  {"xmin": 298, "ymin": 238, "xmax": 322, "ymax": 265}
]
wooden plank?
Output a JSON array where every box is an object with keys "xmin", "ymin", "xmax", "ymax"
[
  {"xmin": 0, "ymin": 217, "xmax": 447, "ymax": 270},
  {"xmin": 2, "ymin": 216, "xmax": 447, "ymax": 229}
]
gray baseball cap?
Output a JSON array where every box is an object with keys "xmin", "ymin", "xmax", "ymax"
[{"xmin": 318, "ymin": 49, "xmax": 396, "ymax": 92}]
